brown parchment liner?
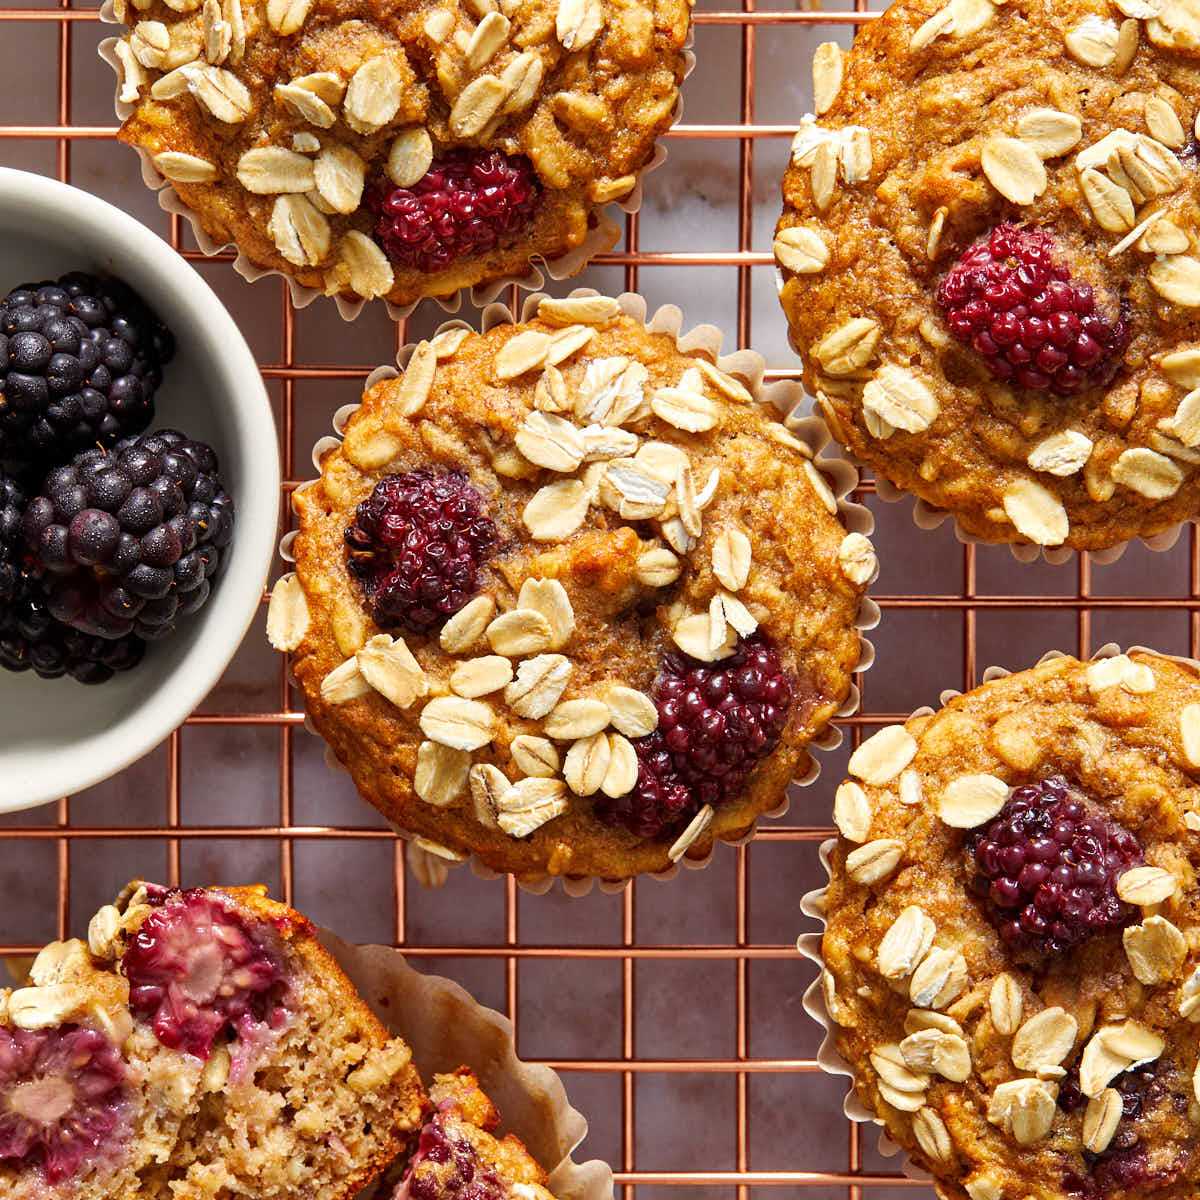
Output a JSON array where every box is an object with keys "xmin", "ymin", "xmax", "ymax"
[
  {"xmin": 278, "ymin": 287, "xmax": 881, "ymax": 895},
  {"xmin": 794, "ymin": 641, "xmax": 1200, "ymax": 1191},
  {"xmin": 95, "ymin": 14, "xmax": 694, "ymax": 322},
  {"xmin": 319, "ymin": 931, "xmax": 611, "ymax": 1200}
]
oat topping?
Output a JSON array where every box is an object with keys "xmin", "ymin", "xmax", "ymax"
[
  {"xmin": 821, "ymin": 652, "xmax": 1200, "ymax": 1199},
  {"xmin": 283, "ymin": 301, "xmax": 871, "ymax": 877},
  {"xmin": 778, "ymin": 0, "xmax": 1200, "ymax": 551},
  {"xmin": 112, "ymin": 0, "xmax": 691, "ymax": 306}
]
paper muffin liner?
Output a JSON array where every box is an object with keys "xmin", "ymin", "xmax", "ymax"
[
  {"xmin": 96, "ymin": 15, "xmax": 694, "ymax": 322},
  {"xmin": 321, "ymin": 931, "xmax": 610, "ymax": 1200},
  {"xmin": 782, "ymin": 400, "xmax": 1195, "ymax": 565},
  {"xmin": 795, "ymin": 641, "xmax": 1200, "ymax": 1191},
  {"xmin": 279, "ymin": 287, "xmax": 880, "ymax": 894}
]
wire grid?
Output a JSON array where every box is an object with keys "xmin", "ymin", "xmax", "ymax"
[{"xmin": 4, "ymin": 0, "xmax": 1200, "ymax": 1196}]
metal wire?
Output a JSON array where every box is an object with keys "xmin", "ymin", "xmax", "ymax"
[{"xmin": 2, "ymin": 2, "xmax": 1200, "ymax": 1196}]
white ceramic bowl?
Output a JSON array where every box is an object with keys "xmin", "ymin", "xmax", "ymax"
[{"xmin": 0, "ymin": 167, "xmax": 279, "ymax": 812}]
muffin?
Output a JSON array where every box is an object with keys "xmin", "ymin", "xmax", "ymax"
[
  {"xmin": 776, "ymin": 0, "xmax": 1200, "ymax": 552},
  {"xmin": 0, "ymin": 881, "xmax": 427, "ymax": 1199},
  {"xmin": 269, "ymin": 292, "xmax": 873, "ymax": 880},
  {"xmin": 394, "ymin": 1067, "xmax": 560, "ymax": 1199},
  {"xmin": 106, "ymin": 0, "xmax": 690, "ymax": 308},
  {"xmin": 818, "ymin": 649, "xmax": 1200, "ymax": 1200}
]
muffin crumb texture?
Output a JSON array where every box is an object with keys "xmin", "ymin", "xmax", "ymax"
[
  {"xmin": 109, "ymin": 0, "xmax": 690, "ymax": 306},
  {"xmin": 777, "ymin": 0, "xmax": 1200, "ymax": 550},
  {"xmin": 274, "ymin": 296, "xmax": 871, "ymax": 879},
  {"xmin": 821, "ymin": 650, "xmax": 1200, "ymax": 1200},
  {"xmin": 0, "ymin": 882, "xmax": 426, "ymax": 1200}
]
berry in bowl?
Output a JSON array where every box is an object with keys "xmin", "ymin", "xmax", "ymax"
[{"xmin": 0, "ymin": 168, "xmax": 279, "ymax": 810}]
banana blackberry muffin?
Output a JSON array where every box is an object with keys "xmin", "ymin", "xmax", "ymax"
[
  {"xmin": 392, "ymin": 1067, "xmax": 558, "ymax": 1199},
  {"xmin": 0, "ymin": 881, "xmax": 427, "ymax": 1199},
  {"xmin": 819, "ymin": 649, "xmax": 1200, "ymax": 1200},
  {"xmin": 107, "ymin": 0, "xmax": 689, "ymax": 307},
  {"xmin": 269, "ymin": 293, "xmax": 873, "ymax": 880},
  {"xmin": 776, "ymin": 0, "xmax": 1200, "ymax": 551}
]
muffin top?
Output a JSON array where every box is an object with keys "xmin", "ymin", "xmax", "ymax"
[
  {"xmin": 819, "ymin": 650, "xmax": 1200, "ymax": 1200},
  {"xmin": 109, "ymin": 0, "xmax": 689, "ymax": 307},
  {"xmin": 269, "ymin": 294, "xmax": 872, "ymax": 880},
  {"xmin": 776, "ymin": 0, "xmax": 1200, "ymax": 552}
]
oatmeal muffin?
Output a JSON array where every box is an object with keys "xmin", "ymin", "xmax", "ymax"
[
  {"xmin": 819, "ymin": 649, "xmax": 1200, "ymax": 1200},
  {"xmin": 269, "ymin": 293, "xmax": 873, "ymax": 880},
  {"xmin": 776, "ymin": 0, "xmax": 1200, "ymax": 551},
  {"xmin": 107, "ymin": 0, "xmax": 689, "ymax": 307},
  {"xmin": 393, "ymin": 1067, "xmax": 559, "ymax": 1199},
  {"xmin": 0, "ymin": 881, "xmax": 427, "ymax": 1199}
]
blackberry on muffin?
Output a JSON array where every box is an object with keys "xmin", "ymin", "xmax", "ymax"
[
  {"xmin": 776, "ymin": 0, "xmax": 1200, "ymax": 551},
  {"xmin": 396, "ymin": 1067, "xmax": 559, "ymax": 1200},
  {"xmin": 818, "ymin": 650, "xmax": 1200, "ymax": 1200},
  {"xmin": 108, "ymin": 0, "xmax": 690, "ymax": 308},
  {"xmin": 0, "ymin": 882, "xmax": 427, "ymax": 1199},
  {"xmin": 269, "ymin": 293, "xmax": 874, "ymax": 880}
]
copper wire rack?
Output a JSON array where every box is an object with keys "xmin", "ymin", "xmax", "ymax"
[{"xmin": 2, "ymin": 0, "xmax": 1199, "ymax": 1195}]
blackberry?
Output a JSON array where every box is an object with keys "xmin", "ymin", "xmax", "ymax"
[
  {"xmin": 345, "ymin": 470, "xmax": 497, "ymax": 632},
  {"xmin": 366, "ymin": 149, "xmax": 540, "ymax": 274},
  {"xmin": 0, "ymin": 468, "xmax": 25, "ymax": 601},
  {"xmin": 22, "ymin": 429, "xmax": 233, "ymax": 640},
  {"xmin": 0, "ymin": 272, "xmax": 174, "ymax": 463},
  {"xmin": 936, "ymin": 224, "xmax": 1129, "ymax": 395},
  {"xmin": 1058, "ymin": 1061, "xmax": 1167, "ymax": 1120},
  {"xmin": 122, "ymin": 889, "xmax": 289, "ymax": 1061},
  {"xmin": 1063, "ymin": 1142, "xmax": 1180, "ymax": 1198},
  {"xmin": 405, "ymin": 1113, "xmax": 508, "ymax": 1200},
  {"xmin": 0, "ymin": 574, "xmax": 144, "ymax": 684},
  {"xmin": 0, "ymin": 1023, "xmax": 129, "ymax": 1185},
  {"xmin": 594, "ymin": 635, "xmax": 793, "ymax": 839},
  {"xmin": 967, "ymin": 776, "xmax": 1143, "ymax": 959}
]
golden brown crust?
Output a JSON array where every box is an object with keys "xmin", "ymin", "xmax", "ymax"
[
  {"xmin": 110, "ymin": 0, "xmax": 689, "ymax": 306},
  {"xmin": 423, "ymin": 1067, "xmax": 554, "ymax": 1197},
  {"xmin": 821, "ymin": 651, "xmax": 1200, "ymax": 1200},
  {"xmin": 280, "ymin": 301, "xmax": 870, "ymax": 880},
  {"xmin": 777, "ymin": 0, "xmax": 1200, "ymax": 551}
]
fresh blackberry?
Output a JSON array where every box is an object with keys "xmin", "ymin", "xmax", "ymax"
[
  {"xmin": 122, "ymin": 889, "xmax": 289, "ymax": 1060},
  {"xmin": 0, "ymin": 1023, "xmax": 129, "ymax": 1185},
  {"xmin": 0, "ymin": 468, "xmax": 25, "ymax": 601},
  {"xmin": 366, "ymin": 149, "xmax": 540, "ymax": 274},
  {"xmin": 0, "ymin": 272, "xmax": 173, "ymax": 463},
  {"xmin": 345, "ymin": 470, "xmax": 497, "ymax": 632},
  {"xmin": 967, "ymin": 776, "xmax": 1143, "ymax": 959},
  {"xmin": 936, "ymin": 224, "xmax": 1129, "ymax": 395},
  {"xmin": 0, "ymin": 574, "xmax": 144, "ymax": 684},
  {"xmin": 594, "ymin": 635, "xmax": 793, "ymax": 839},
  {"xmin": 22, "ymin": 429, "xmax": 233, "ymax": 640}
]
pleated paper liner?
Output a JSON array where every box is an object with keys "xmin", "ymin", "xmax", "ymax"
[
  {"xmin": 96, "ymin": 14, "xmax": 694, "ymax": 322},
  {"xmin": 322, "ymin": 931, "xmax": 611, "ymax": 1200},
  {"xmin": 794, "ymin": 642, "xmax": 1198, "ymax": 1192},
  {"xmin": 280, "ymin": 288, "xmax": 880, "ymax": 894}
]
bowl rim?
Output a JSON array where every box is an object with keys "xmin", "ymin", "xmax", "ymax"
[{"xmin": 0, "ymin": 166, "xmax": 281, "ymax": 813}]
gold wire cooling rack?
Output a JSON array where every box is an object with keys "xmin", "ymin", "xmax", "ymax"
[{"xmin": 3, "ymin": 0, "xmax": 1200, "ymax": 1195}]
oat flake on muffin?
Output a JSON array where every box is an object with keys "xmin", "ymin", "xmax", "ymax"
[
  {"xmin": 268, "ymin": 294, "xmax": 873, "ymax": 880},
  {"xmin": 776, "ymin": 0, "xmax": 1200, "ymax": 552},
  {"xmin": 108, "ymin": 0, "xmax": 689, "ymax": 307},
  {"xmin": 819, "ymin": 649, "xmax": 1200, "ymax": 1200}
]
